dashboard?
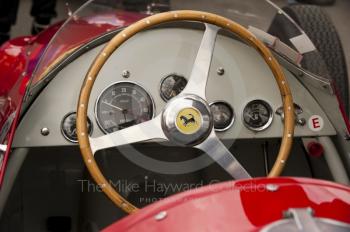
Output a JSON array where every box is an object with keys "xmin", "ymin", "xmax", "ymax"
[{"xmin": 13, "ymin": 27, "xmax": 336, "ymax": 147}]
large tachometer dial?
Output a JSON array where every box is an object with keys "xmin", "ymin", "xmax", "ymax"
[
  {"xmin": 243, "ymin": 100, "xmax": 273, "ymax": 131},
  {"xmin": 95, "ymin": 82, "xmax": 154, "ymax": 134}
]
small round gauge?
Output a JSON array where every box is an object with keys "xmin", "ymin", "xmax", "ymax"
[
  {"xmin": 210, "ymin": 101, "xmax": 235, "ymax": 131},
  {"xmin": 61, "ymin": 112, "xmax": 93, "ymax": 143},
  {"xmin": 95, "ymin": 82, "xmax": 154, "ymax": 134},
  {"xmin": 243, "ymin": 100, "xmax": 273, "ymax": 131},
  {"xmin": 160, "ymin": 74, "xmax": 187, "ymax": 101}
]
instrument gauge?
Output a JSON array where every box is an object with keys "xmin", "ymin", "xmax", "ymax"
[
  {"xmin": 61, "ymin": 112, "xmax": 93, "ymax": 143},
  {"xmin": 243, "ymin": 100, "xmax": 273, "ymax": 131},
  {"xmin": 210, "ymin": 101, "xmax": 235, "ymax": 131},
  {"xmin": 160, "ymin": 74, "xmax": 187, "ymax": 101},
  {"xmin": 95, "ymin": 82, "xmax": 154, "ymax": 134}
]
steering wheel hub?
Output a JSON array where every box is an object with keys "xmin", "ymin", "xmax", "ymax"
[{"xmin": 162, "ymin": 95, "xmax": 213, "ymax": 146}]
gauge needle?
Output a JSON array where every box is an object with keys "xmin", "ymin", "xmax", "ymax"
[
  {"xmin": 247, "ymin": 114, "xmax": 257, "ymax": 120},
  {"xmin": 102, "ymin": 101, "xmax": 123, "ymax": 111}
]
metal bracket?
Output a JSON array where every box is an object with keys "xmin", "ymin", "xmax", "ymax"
[
  {"xmin": 283, "ymin": 208, "xmax": 320, "ymax": 232},
  {"xmin": 248, "ymin": 26, "xmax": 303, "ymax": 65},
  {"xmin": 262, "ymin": 207, "xmax": 350, "ymax": 231},
  {"xmin": 247, "ymin": 26, "xmax": 333, "ymax": 95},
  {"xmin": 273, "ymin": 51, "xmax": 334, "ymax": 95},
  {"xmin": 276, "ymin": 103, "xmax": 306, "ymax": 126}
]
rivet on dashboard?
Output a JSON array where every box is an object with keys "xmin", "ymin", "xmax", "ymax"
[
  {"xmin": 266, "ymin": 184, "xmax": 279, "ymax": 192},
  {"xmin": 217, "ymin": 67, "xmax": 225, "ymax": 76},
  {"xmin": 41, "ymin": 127, "xmax": 50, "ymax": 136},
  {"xmin": 122, "ymin": 70, "xmax": 131, "ymax": 78},
  {"xmin": 297, "ymin": 118, "xmax": 306, "ymax": 126},
  {"xmin": 155, "ymin": 211, "xmax": 167, "ymax": 221}
]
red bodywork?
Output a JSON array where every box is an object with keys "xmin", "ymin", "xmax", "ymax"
[
  {"xmin": 0, "ymin": 10, "xmax": 349, "ymax": 231},
  {"xmin": 0, "ymin": 12, "xmax": 145, "ymax": 185},
  {"xmin": 103, "ymin": 178, "xmax": 350, "ymax": 231}
]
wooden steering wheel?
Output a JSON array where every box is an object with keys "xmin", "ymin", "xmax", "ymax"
[{"xmin": 77, "ymin": 11, "xmax": 295, "ymax": 214}]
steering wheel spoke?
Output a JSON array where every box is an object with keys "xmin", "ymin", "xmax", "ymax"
[
  {"xmin": 195, "ymin": 130, "xmax": 251, "ymax": 180},
  {"xmin": 180, "ymin": 23, "xmax": 219, "ymax": 99},
  {"xmin": 89, "ymin": 115, "xmax": 167, "ymax": 154}
]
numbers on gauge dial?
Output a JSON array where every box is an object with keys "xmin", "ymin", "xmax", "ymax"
[{"xmin": 95, "ymin": 82, "xmax": 154, "ymax": 134}]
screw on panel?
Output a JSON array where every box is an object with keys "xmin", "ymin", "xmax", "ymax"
[
  {"xmin": 217, "ymin": 67, "xmax": 225, "ymax": 76},
  {"xmin": 297, "ymin": 118, "xmax": 306, "ymax": 126},
  {"xmin": 41, "ymin": 128, "xmax": 50, "ymax": 136},
  {"xmin": 122, "ymin": 70, "xmax": 130, "ymax": 78}
]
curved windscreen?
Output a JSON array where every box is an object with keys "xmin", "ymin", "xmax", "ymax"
[{"xmin": 26, "ymin": 0, "xmax": 322, "ymax": 91}]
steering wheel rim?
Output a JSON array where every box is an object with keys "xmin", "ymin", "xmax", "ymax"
[{"xmin": 77, "ymin": 10, "xmax": 295, "ymax": 214}]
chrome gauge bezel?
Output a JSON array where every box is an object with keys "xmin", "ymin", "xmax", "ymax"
[
  {"xmin": 61, "ymin": 111, "xmax": 93, "ymax": 143},
  {"xmin": 242, "ymin": 99, "xmax": 273, "ymax": 132},
  {"xmin": 209, "ymin": 101, "xmax": 235, "ymax": 132},
  {"xmin": 159, "ymin": 73, "xmax": 188, "ymax": 102},
  {"xmin": 94, "ymin": 81, "xmax": 156, "ymax": 134}
]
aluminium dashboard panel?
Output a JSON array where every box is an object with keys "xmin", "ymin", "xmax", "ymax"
[{"xmin": 12, "ymin": 27, "xmax": 335, "ymax": 147}]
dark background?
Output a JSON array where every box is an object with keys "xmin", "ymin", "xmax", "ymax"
[{"xmin": 10, "ymin": 0, "xmax": 350, "ymax": 90}]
